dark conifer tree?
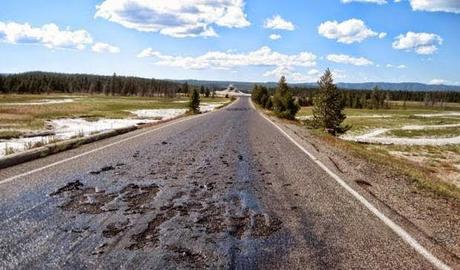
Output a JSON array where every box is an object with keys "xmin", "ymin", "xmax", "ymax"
[
  {"xmin": 312, "ymin": 69, "xmax": 348, "ymax": 135},
  {"xmin": 189, "ymin": 88, "xmax": 200, "ymax": 114}
]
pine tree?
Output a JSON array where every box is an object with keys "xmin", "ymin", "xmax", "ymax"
[
  {"xmin": 272, "ymin": 76, "xmax": 299, "ymax": 119},
  {"xmin": 272, "ymin": 76, "xmax": 288, "ymax": 112},
  {"xmin": 0, "ymin": 75, "xmax": 4, "ymax": 93},
  {"xmin": 183, "ymin": 82, "xmax": 190, "ymax": 97},
  {"xmin": 265, "ymin": 96, "xmax": 273, "ymax": 110},
  {"xmin": 189, "ymin": 88, "xmax": 200, "ymax": 114},
  {"xmin": 312, "ymin": 69, "xmax": 348, "ymax": 135},
  {"xmin": 370, "ymin": 86, "xmax": 380, "ymax": 109},
  {"xmin": 205, "ymin": 88, "xmax": 210, "ymax": 97}
]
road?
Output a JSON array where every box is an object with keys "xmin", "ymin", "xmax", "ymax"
[{"xmin": 0, "ymin": 97, "xmax": 451, "ymax": 269}]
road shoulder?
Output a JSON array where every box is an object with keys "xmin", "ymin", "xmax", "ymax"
[{"xmin": 270, "ymin": 116, "xmax": 460, "ymax": 266}]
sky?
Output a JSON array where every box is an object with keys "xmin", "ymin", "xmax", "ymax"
[{"xmin": 0, "ymin": 0, "xmax": 459, "ymax": 84}]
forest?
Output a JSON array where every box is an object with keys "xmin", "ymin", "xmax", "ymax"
[
  {"xmin": 0, "ymin": 72, "xmax": 184, "ymax": 97},
  {"xmin": 292, "ymin": 86, "xmax": 460, "ymax": 108},
  {"xmin": 1, "ymin": 72, "xmax": 460, "ymax": 108}
]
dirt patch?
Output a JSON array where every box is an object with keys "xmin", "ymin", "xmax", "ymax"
[
  {"xmin": 50, "ymin": 180, "xmax": 84, "ymax": 196},
  {"xmin": 103, "ymin": 220, "xmax": 130, "ymax": 238},
  {"xmin": 51, "ymin": 181, "xmax": 116, "ymax": 214},
  {"xmin": 196, "ymin": 204, "xmax": 226, "ymax": 234},
  {"xmin": 121, "ymin": 183, "xmax": 160, "ymax": 214},
  {"xmin": 167, "ymin": 245, "xmax": 208, "ymax": 269},
  {"xmin": 228, "ymin": 213, "xmax": 250, "ymax": 240},
  {"xmin": 356, "ymin": 180, "xmax": 373, "ymax": 187},
  {"xmin": 127, "ymin": 211, "xmax": 175, "ymax": 250},
  {"xmin": 251, "ymin": 213, "xmax": 283, "ymax": 238},
  {"xmin": 90, "ymin": 165, "xmax": 115, "ymax": 175}
]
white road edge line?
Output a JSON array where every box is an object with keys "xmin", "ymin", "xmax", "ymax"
[
  {"xmin": 0, "ymin": 100, "xmax": 236, "ymax": 186},
  {"xmin": 251, "ymin": 100, "xmax": 451, "ymax": 270}
]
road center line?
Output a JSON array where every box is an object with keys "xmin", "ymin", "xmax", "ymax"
[{"xmin": 251, "ymin": 100, "xmax": 451, "ymax": 270}]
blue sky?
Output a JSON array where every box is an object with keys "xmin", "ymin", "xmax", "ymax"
[{"xmin": 0, "ymin": 0, "xmax": 459, "ymax": 84}]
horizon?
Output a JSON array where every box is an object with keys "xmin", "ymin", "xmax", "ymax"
[
  {"xmin": 2, "ymin": 70, "xmax": 460, "ymax": 88},
  {"xmin": 1, "ymin": 0, "xmax": 459, "ymax": 85}
]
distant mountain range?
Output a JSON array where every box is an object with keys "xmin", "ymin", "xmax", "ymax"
[{"xmin": 177, "ymin": 80, "xmax": 460, "ymax": 92}]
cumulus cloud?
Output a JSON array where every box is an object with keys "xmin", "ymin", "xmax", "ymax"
[
  {"xmin": 264, "ymin": 15, "xmax": 295, "ymax": 31},
  {"xmin": 0, "ymin": 21, "xmax": 93, "ymax": 50},
  {"xmin": 95, "ymin": 0, "xmax": 250, "ymax": 38},
  {"xmin": 341, "ymin": 0, "xmax": 388, "ymax": 4},
  {"xmin": 92, "ymin": 42, "xmax": 120, "ymax": 53},
  {"xmin": 392, "ymin": 32, "xmax": 443, "ymax": 55},
  {"xmin": 269, "ymin": 34, "xmax": 281, "ymax": 40},
  {"xmin": 318, "ymin": 19, "xmax": 385, "ymax": 44},
  {"xmin": 139, "ymin": 46, "xmax": 317, "ymax": 81},
  {"xmin": 409, "ymin": 0, "xmax": 460, "ymax": 14},
  {"xmin": 326, "ymin": 54, "xmax": 374, "ymax": 66},
  {"xmin": 137, "ymin": 46, "xmax": 317, "ymax": 70},
  {"xmin": 263, "ymin": 66, "xmax": 321, "ymax": 82}
]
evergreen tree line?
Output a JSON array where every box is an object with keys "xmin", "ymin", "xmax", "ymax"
[
  {"xmin": 252, "ymin": 69, "xmax": 348, "ymax": 135},
  {"xmin": 293, "ymin": 87, "xmax": 460, "ymax": 109},
  {"xmin": 252, "ymin": 76, "xmax": 299, "ymax": 120},
  {"xmin": 0, "ymin": 72, "xmax": 187, "ymax": 97}
]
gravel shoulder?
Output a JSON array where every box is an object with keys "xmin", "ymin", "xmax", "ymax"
[{"xmin": 273, "ymin": 117, "xmax": 460, "ymax": 264}]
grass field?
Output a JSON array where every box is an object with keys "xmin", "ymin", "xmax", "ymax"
[
  {"xmin": 0, "ymin": 94, "xmax": 228, "ymax": 134},
  {"xmin": 298, "ymin": 102, "xmax": 460, "ymax": 193}
]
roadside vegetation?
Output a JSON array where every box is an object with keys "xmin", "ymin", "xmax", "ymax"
[
  {"xmin": 0, "ymin": 95, "xmax": 228, "ymax": 132},
  {"xmin": 251, "ymin": 68, "xmax": 460, "ymax": 198},
  {"xmin": 252, "ymin": 76, "xmax": 299, "ymax": 120},
  {"xmin": 189, "ymin": 88, "xmax": 201, "ymax": 114},
  {"xmin": 311, "ymin": 69, "xmax": 349, "ymax": 135}
]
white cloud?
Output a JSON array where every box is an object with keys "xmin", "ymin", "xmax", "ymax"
[
  {"xmin": 95, "ymin": 0, "xmax": 250, "ymax": 38},
  {"xmin": 326, "ymin": 54, "xmax": 374, "ymax": 66},
  {"xmin": 92, "ymin": 42, "xmax": 120, "ymax": 53},
  {"xmin": 341, "ymin": 0, "xmax": 388, "ymax": 4},
  {"xmin": 429, "ymin": 79, "xmax": 446, "ymax": 85},
  {"xmin": 139, "ymin": 46, "xmax": 317, "ymax": 82},
  {"xmin": 0, "ymin": 21, "xmax": 93, "ymax": 50},
  {"xmin": 138, "ymin": 46, "xmax": 317, "ymax": 70},
  {"xmin": 269, "ymin": 34, "xmax": 281, "ymax": 40},
  {"xmin": 263, "ymin": 66, "xmax": 321, "ymax": 82},
  {"xmin": 386, "ymin": 64, "xmax": 407, "ymax": 68},
  {"xmin": 392, "ymin": 32, "xmax": 443, "ymax": 55},
  {"xmin": 264, "ymin": 15, "xmax": 295, "ymax": 31},
  {"xmin": 409, "ymin": 0, "xmax": 460, "ymax": 14},
  {"xmin": 318, "ymin": 19, "xmax": 385, "ymax": 44}
]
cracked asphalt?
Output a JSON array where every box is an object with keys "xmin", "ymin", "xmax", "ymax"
[{"xmin": 0, "ymin": 97, "xmax": 449, "ymax": 269}]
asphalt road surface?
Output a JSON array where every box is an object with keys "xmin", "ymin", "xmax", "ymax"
[{"xmin": 0, "ymin": 97, "xmax": 452, "ymax": 269}]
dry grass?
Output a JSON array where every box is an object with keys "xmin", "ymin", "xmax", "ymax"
[
  {"xmin": 0, "ymin": 94, "xmax": 229, "ymax": 131},
  {"xmin": 297, "ymin": 102, "xmax": 460, "ymax": 197},
  {"xmin": 310, "ymin": 129, "xmax": 460, "ymax": 200}
]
